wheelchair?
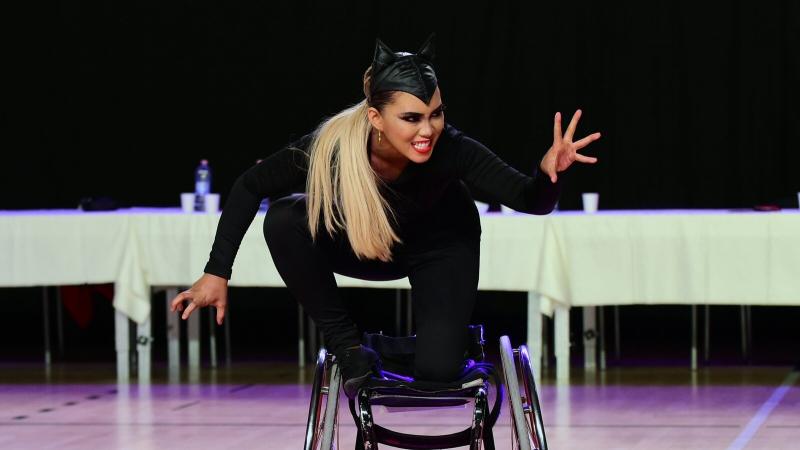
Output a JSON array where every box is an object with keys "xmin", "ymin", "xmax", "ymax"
[{"xmin": 304, "ymin": 325, "xmax": 548, "ymax": 450}]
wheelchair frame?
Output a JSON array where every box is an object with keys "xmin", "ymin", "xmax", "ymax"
[{"xmin": 304, "ymin": 332, "xmax": 547, "ymax": 450}]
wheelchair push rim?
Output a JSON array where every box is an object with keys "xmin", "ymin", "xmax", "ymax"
[
  {"xmin": 518, "ymin": 345, "xmax": 548, "ymax": 450},
  {"xmin": 500, "ymin": 335, "xmax": 548, "ymax": 450},
  {"xmin": 305, "ymin": 349, "xmax": 342, "ymax": 450}
]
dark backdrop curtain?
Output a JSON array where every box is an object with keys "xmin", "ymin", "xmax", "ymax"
[{"xmin": 5, "ymin": 1, "xmax": 799, "ymax": 210}]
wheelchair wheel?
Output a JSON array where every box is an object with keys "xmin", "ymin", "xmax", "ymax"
[
  {"xmin": 304, "ymin": 349, "xmax": 342, "ymax": 450},
  {"xmin": 499, "ymin": 336, "xmax": 548, "ymax": 450},
  {"xmin": 518, "ymin": 345, "xmax": 547, "ymax": 450}
]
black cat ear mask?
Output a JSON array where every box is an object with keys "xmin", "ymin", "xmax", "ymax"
[{"xmin": 369, "ymin": 33, "xmax": 438, "ymax": 104}]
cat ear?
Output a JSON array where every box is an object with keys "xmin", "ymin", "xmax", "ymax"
[
  {"xmin": 372, "ymin": 38, "xmax": 396, "ymax": 74},
  {"xmin": 417, "ymin": 33, "xmax": 436, "ymax": 61}
]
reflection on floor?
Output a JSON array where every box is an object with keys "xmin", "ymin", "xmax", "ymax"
[{"xmin": 1, "ymin": 363, "xmax": 798, "ymax": 449}]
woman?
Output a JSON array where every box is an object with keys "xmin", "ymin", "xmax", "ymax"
[{"xmin": 170, "ymin": 35, "xmax": 600, "ymax": 397}]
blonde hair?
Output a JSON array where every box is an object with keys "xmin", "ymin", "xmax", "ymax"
[{"xmin": 305, "ymin": 67, "xmax": 401, "ymax": 261}]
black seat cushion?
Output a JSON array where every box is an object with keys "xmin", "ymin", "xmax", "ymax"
[{"xmin": 363, "ymin": 361, "xmax": 496, "ymax": 398}]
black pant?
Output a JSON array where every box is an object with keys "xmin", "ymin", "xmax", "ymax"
[{"xmin": 263, "ymin": 194, "xmax": 480, "ymax": 382}]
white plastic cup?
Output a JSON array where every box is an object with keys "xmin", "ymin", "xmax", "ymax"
[
  {"xmin": 204, "ymin": 193, "xmax": 220, "ymax": 213},
  {"xmin": 582, "ymin": 192, "xmax": 599, "ymax": 214},
  {"xmin": 180, "ymin": 193, "xmax": 195, "ymax": 213}
]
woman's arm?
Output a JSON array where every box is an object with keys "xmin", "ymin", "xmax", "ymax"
[
  {"xmin": 172, "ymin": 135, "xmax": 312, "ymax": 324},
  {"xmin": 203, "ymin": 139, "xmax": 310, "ymax": 279},
  {"xmin": 454, "ymin": 135, "xmax": 562, "ymax": 214},
  {"xmin": 455, "ymin": 110, "xmax": 600, "ymax": 214}
]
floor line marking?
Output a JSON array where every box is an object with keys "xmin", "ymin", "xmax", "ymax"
[{"xmin": 726, "ymin": 370, "xmax": 799, "ymax": 450}]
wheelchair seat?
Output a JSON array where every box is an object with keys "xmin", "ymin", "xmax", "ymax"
[{"xmin": 361, "ymin": 360, "xmax": 497, "ymax": 408}]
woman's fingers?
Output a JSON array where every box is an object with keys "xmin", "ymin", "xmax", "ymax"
[
  {"xmin": 547, "ymin": 111, "xmax": 600, "ymax": 179},
  {"xmin": 215, "ymin": 305, "xmax": 226, "ymax": 325},
  {"xmin": 573, "ymin": 132, "xmax": 602, "ymax": 150},
  {"xmin": 575, "ymin": 153, "xmax": 598, "ymax": 164},
  {"xmin": 564, "ymin": 109, "xmax": 582, "ymax": 142},
  {"xmin": 553, "ymin": 112, "xmax": 562, "ymax": 144},
  {"xmin": 182, "ymin": 302, "xmax": 198, "ymax": 320},
  {"xmin": 170, "ymin": 290, "xmax": 191, "ymax": 312}
]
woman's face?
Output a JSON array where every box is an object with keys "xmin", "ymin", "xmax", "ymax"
[{"xmin": 369, "ymin": 87, "xmax": 445, "ymax": 164}]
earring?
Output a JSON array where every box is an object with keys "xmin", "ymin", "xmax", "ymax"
[{"xmin": 378, "ymin": 130, "xmax": 382, "ymax": 144}]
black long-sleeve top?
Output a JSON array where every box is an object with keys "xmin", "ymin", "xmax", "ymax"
[{"xmin": 204, "ymin": 123, "xmax": 562, "ymax": 279}]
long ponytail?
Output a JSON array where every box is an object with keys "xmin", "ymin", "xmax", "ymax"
[{"xmin": 305, "ymin": 68, "xmax": 401, "ymax": 261}]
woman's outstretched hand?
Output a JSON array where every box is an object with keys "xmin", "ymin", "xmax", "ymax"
[
  {"xmin": 539, "ymin": 109, "xmax": 601, "ymax": 183},
  {"xmin": 170, "ymin": 273, "xmax": 228, "ymax": 325}
]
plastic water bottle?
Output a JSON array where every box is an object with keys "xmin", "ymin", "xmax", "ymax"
[{"xmin": 194, "ymin": 159, "xmax": 211, "ymax": 211}]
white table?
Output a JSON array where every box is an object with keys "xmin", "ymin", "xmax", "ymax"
[
  {"xmin": 538, "ymin": 209, "xmax": 800, "ymax": 372},
  {"xmin": 539, "ymin": 209, "xmax": 800, "ymax": 306},
  {"xmin": 3, "ymin": 208, "xmax": 799, "ymax": 383},
  {"xmin": 0, "ymin": 208, "xmax": 556, "ymax": 383}
]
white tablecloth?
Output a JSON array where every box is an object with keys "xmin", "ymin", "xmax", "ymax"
[
  {"xmin": 0, "ymin": 210, "xmax": 131, "ymax": 286},
  {"xmin": 2, "ymin": 208, "xmax": 799, "ymax": 324},
  {"xmin": 537, "ymin": 210, "xmax": 800, "ymax": 307}
]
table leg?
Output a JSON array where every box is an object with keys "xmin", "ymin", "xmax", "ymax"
[
  {"xmin": 42, "ymin": 287, "xmax": 52, "ymax": 367},
  {"xmin": 298, "ymin": 304, "xmax": 305, "ymax": 368},
  {"xmin": 526, "ymin": 291, "xmax": 543, "ymax": 387},
  {"xmin": 613, "ymin": 305, "xmax": 621, "ymax": 360},
  {"xmin": 542, "ymin": 317, "xmax": 550, "ymax": 370},
  {"xmin": 746, "ymin": 305, "xmax": 753, "ymax": 363},
  {"xmin": 691, "ymin": 305, "xmax": 698, "ymax": 371},
  {"xmin": 115, "ymin": 310, "xmax": 130, "ymax": 383},
  {"xmin": 741, "ymin": 305, "xmax": 752, "ymax": 363},
  {"xmin": 395, "ymin": 289, "xmax": 402, "ymax": 336},
  {"xmin": 137, "ymin": 315, "xmax": 152, "ymax": 383},
  {"xmin": 208, "ymin": 309, "xmax": 217, "ymax": 369},
  {"xmin": 583, "ymin": 306, "xmax": 597, "ymax": 371},
  {"xmin": 55, "ymin": 287, "xmax": 64, "ymax": 357},
  {"xmin": 704, "ymin": 305, "xmax": 710, "ymax": 363},
  {"xmin": 598, "ymin": 306, "xmax": 606, "ymax": 371},
  {"xmin": 740, "ymin": 306, "xmax": 747, "ymax": 361},
  {"xmin": 188, "ymin": 307, "xmax": 200, "ymax": 374},
  {"xmin": 224, "ymin": 304, "xmax": 232, "ymax": 368},
  {"xmin": 554, "ymin": 304, "xmax": 570, "ymax": 383},
  {"xmin": 166, "ymin": 288, "xmax": 180, "ymax": 382},
  {"xmin": 406, "ymin": 290, "xmax": 413, "ymax": 335}
]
